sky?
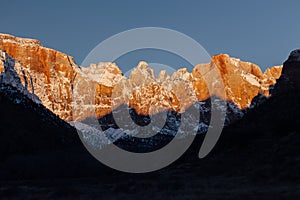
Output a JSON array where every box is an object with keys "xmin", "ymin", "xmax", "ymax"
[{"xmin": 1, "ymin": 0, "xmax": 300, "ymax": 72}]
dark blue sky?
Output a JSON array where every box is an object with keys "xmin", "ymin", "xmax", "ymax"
[{"xmin": 1, "ymin": 0, "xmax": 299, "ymax": 71}]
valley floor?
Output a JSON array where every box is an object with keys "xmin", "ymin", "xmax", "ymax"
[{"xmin": 1, "ymin": 168, "xmax": 300, "ymax": 199}]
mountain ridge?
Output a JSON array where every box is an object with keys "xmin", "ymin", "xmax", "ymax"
[
  {"xmin": 0, "ymin": 33, "xmax": 282, "ymax": 122},
  {"xmin": 0, "ymin": 34, "xmax": 300, "ymax": 197}
]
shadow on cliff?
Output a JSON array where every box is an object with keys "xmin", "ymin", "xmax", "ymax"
[
  {"xmin": 0, "ymin": 55, "xmax": 111, "ymax": 180},
  {"xmin": 0, "ymin": 53, "xmax": 78, "ymax": 155},
  {"xmin": 181, "ymin": 53, "xmax": 300, "ymax": 186}
]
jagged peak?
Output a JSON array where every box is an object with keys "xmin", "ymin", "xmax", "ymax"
[
  {"xmin": 157, "ymin": 70, "xmax": 169, "ymax": 82},
  {"xmin": 211, "ymin": 54, "xmax": 264, "ymax": 78},
  {"xmin": 129, "ymin": 61, "xmax": 156, "ymax": 87},
  {"xmin": 80, "ymin": 62, "xmax": 123, "ymax": 87},
  {"xmin": 135, "ymin": 61, "xmax": 155, "ymax": 78},
  {"xmin": 171, "ymin": 68, "xmax": 192, "ymax": 81},
  {"xmin": 83, "ymin": 62, "xmax": 122, "ymax": 76},
  {"xmin": 136, "ymin": 61, "xmax": 149, "ymax": 69},
  {"xmin": 264, "ymin": 65, "xmax": 283, "ymax": 78}
]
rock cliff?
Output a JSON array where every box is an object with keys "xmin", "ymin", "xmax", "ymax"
[{"xmin": 0, "ymin": 33, "xmax": 282, "ymax": 122}]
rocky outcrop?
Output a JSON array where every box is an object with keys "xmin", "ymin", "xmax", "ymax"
[
  {"xmin": 0, "ymin": 34, "xmax": 78, "ymax": 121},
  {"xmin": 232, "ymin": 49, "xmax": 300, "ymax": 135},
  {"xmin": 197, "ymin": 54, "xmax": 282, "ymax": 109},
  {"xmin": 0, "ymin": 33, "xmax": 283, "ymax": 121}
]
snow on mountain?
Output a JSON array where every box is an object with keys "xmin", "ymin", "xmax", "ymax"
[{"xmin": 0, "ymin": 51, "xmax": 41, "ymax": 104}]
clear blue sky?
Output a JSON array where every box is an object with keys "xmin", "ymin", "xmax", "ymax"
[{"xmin": 1, "ymin": 0, "xmax": 299, "ymax": 71}]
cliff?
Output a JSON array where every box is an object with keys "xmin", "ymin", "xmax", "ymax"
[{"xmin": 0, "ymin": 33, "xmax": 282, "ymax": 121}]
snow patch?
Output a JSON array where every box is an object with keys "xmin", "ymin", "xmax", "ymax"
[{"xmin": 241, "ymin": 72, "xmax": 260, "ymax": 87}]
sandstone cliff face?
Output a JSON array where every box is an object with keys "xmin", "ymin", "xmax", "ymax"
[
  {"xmin": 0, "ymin": 33, "xmax": 283, "ymax": 121},
  {"xmin": 208, "ymin": 54, "xmax": 282, "ymax": 109},
  {"xmin": 0, "ymin": 34, "xmax": 78, "ymax": 121},
  {"xmin": 235, "ymin": 49, "xmax": 300, "ymax": 136}
]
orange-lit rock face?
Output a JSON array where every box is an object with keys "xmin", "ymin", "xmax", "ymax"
[
  {"xmin": 129, "ymin": 82, "xmax": 180, "ymax": 115},
  {"xmin": 263, "ymin": 65, "xmax": 283, "ymax": 86},
  {"xmin": 0, "ymin": 33, "xmax": 78, "ymax": 121},
  {"xmin": 208, "ymin": 54, "xmax": 283, "ymax": 109},
  {"xmin": 0, "ymin": 33, "xmax": 283, "ymax": 121}
]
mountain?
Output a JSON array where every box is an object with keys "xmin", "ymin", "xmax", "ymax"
[
  {"xmin": 1, "ymin": 33, "xmax": 300, "ymax": 198},
  {"xmin": 0, "ymin": 33, "xmax": 282, "ymax": 123},
  {"xmin": 236, "ymin": 49, "xmax": 300, "ymax": 134}
]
